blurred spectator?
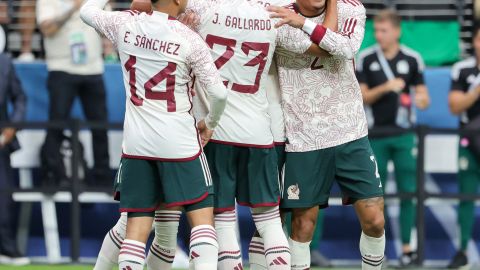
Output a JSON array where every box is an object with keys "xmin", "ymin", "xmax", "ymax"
[
  {"xmin": 17, "ymin": 0, "xmax": 36, "ymax": 61},
  {"xmin": 0, "ymin": 1, "xmax": 9, "ymax": 53},
  {"xmin": 37, "ymin": 0, "xmax": 110, "ymax": 187},
  {"xmin": 0, "ymin": 53, "xmax": 28, "ymax": 266},
  {"xmin": 447, "ymin": 25, "xmax": 480, "ymax": 269},
  {"xmin": 356, "ymin": 9, "xmax": 430, "ymax": 267}
]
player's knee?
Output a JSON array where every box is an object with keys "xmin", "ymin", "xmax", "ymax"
[
  {"xmin": 361, "ymin": 214, "xmax": 385, "ymax": 238},
  {"xmin": 291, "ymin": 215, "xmax": 316, "ymax": 242}
]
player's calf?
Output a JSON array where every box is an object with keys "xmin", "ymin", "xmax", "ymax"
[
  {"xmin": 118, "ymin": 215, "xmax": 154, "ymax": 270},
  {"xmin": 252, "ymin": 206, "xmax": 290, "ymax": 270},
  {"xmin": 94, "ymin": 212, "xmax": 127, "ymax": 270},
  {"xmin": 249, "ymin": 233, "xmax": 267, "ymax": 270},
  {"xmin": 354, "ymin": 197, "xmax": 386, "ymax": 270},
  {"xmin": 215, "ymin": 210, "xmax": 243, "ymax": 270},
  {"xmin": 289, "ymin": 207, "xmax": 318, "ymax": 270},
  {"xmin": 186, "ymin": 206, "xmax": 218, "ymax": 270},
  {"xmin": 146, "ymin": 210, "xmax": 182, "ymax": 270}
]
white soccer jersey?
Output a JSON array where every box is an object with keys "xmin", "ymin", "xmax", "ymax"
[
  {"xmin": 276, "ymin": 0, "xmax": 368, "ymax": 152},
  {"xmin": 80, "ymin": 0, "xmax": 226, "ymax": 160},
  {"xmin": 187, "ymin": 0, "xmax": 311, "ymax": 148}
]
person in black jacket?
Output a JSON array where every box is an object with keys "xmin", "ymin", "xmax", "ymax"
[{"xmin": 0, "ymin": 53, "xmax": 29, "ymax": 266}]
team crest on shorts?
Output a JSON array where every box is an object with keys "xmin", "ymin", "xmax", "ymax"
[{"xmin": 287, "ymin": 184, "xmax": 300, "ymax": 200}]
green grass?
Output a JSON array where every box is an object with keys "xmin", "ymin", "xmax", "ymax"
[{"xmin": 0, "ymin": 267, "xmax": 336, "ymax": 270}]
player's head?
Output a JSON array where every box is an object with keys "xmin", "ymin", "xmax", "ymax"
[
  {"xmin": 374, "ymin": 9, "xmax": 401, "ymax": 50},
  {"xmin": 473, "ymin": 25, "xmax": 480, "ymax": 57},
  {"xmin": 296, "ymin": 0, "xmax": 327, "ymax": 15},
  {"xmin": 152, "ymin": 0, "xmax": 187, "ymax": 15}
]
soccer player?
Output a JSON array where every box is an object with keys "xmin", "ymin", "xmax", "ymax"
[
  {"xmin": 181, "ymin": 1, "xmax": 333, "ymax": 269},
  {"xmin": 356, "ymin": 9, "xmax": 430, "ymax": 267},
  {"xmin": 267, "ymin": 1, "xmax": 387, "ymax": 269},
  {"xmin": 447, "ymin": 25, "xmax": 480, "ymax": 269},
  {"xmin": 80, "ymin": 0, "xmax": 228, "ymax": 269}
]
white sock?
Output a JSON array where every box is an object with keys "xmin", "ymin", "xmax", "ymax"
[
  {"xmin": 249, "ymin": 236, "xmax": 267, "ymax": 270},
  {"xmin": 189, "ymin": 225, "xmax": 219, "ymax": 270},
  {"xmin": 118, "ymin": 239, "xmax": 146, "ymax": 270},
  {"xmin": 215, "ymin": 211, "xmax": 243, "ymax": 270},
  {"xmin": 288, "ymin": 238, "xmax": 310, "ymax": 270},
  {"xmin": 252, "ymin": 207, "xmax": 290, "ymax": 270},
  {"xmin": 146, "ymin": 210, "xmax": 182, "ymax": 270},
  {"xmin": 360, "ymin": 231, "xmax": 385, "ymax": 270},
  {"xmin": 94, "ymin": 212, "xmax": 127, "ymax": 270}
]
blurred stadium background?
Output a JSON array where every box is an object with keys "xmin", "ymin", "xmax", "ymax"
[{"xmin": 0, "ymin": 0, "xmax": 480, "ymax": 269}]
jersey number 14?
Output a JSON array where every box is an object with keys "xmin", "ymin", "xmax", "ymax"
[{"xmin": 124, "ymin": 55, "xmax": 177, "ymax": 112}]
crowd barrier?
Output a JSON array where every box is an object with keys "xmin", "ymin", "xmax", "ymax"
[{"xmin": 3, "ymin": 62, "xmax": 479, "ymax": 265}]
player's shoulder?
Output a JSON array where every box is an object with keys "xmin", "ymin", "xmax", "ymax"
[
  {"xmin": 452, "ymin": 57, "xmax": 476, "ymax": 76},
  {"xmin": 168, "ymin": 18, "xmax": 207, "ymax": 51},
  {"xmin": 337, "ymin": 0, "xmax": 366, "ymax": 16}
]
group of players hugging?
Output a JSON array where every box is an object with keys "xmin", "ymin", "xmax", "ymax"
[{"xmin": 79, "ymin": 0, "xmax": 386, "ymax": 269}]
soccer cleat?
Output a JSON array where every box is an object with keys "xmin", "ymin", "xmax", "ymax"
[
  {"xmin": 447, "ymin": 251, "xmax": 468, "ymax": 269},
  {"xmin": 399, "ymin": 251, "xmax": 419, "ymax": 268},
  {"xmin": 0, "ymin": 250, "xmax": 30, "ymax": 266}
]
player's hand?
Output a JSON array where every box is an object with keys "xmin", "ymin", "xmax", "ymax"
[
  {"xmin": 197, "ymin": 120, "xmax": 214, "ymax": 147},
  {"xmin": 384, "ymin": 78, "xmax": 405, "ymax": 93},
  {"xmin": 267, "ymin": 5, "xmax": 306, "ymax": 29},
  {"xmin": 178, "ymin": 11, "xmax": 200, "ymax": 30}
]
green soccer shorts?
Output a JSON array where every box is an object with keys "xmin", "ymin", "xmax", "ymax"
[
  {"xmin": 204, "ymin": 142, "xmax": 280, "ymax": 213},
  {"xmin": 281, "ymin": 136, "xmax": 384, "ymax": 209},
  {"xmin": 114, "ymin": 154, "xmax": 214, "ymax": 213}
]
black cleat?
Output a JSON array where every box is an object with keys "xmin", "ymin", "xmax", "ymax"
[
  {"xmin": 399, "ymin": 251, "xmax": 419, "ymax": 268},
  {"xmin": 447, "ymin": 251, "xmax": 468, "ymax": 269}
]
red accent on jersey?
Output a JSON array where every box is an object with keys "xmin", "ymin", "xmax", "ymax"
[
  {"xmin": 205, "ymin": 35, "xmax": 236, "ymax": 69},
  {"xmin": 124, "ymin": 55, "xmax": 144, "ymax": 106},
  {"xmin": 231, "ymin": 42, "xmax": 270, "ymax": 94},
  {"xmin": 342, "ymin": 18, "xmax": 358, "ymax": 38},
  {"xmin": 310, "ymin": 24, "xmax": 327, "ymax": 44},
  {"xmin": 144, "ymin": 62, "xmax": 177, "ymax": 112}
]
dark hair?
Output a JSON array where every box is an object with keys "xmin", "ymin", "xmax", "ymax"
[
  {"xmin": 151, "ymin": 0, "xmax": 159, "ymax": 3},
  {"xmin": 374, "ymin": 9, "xmax": 401, "ymax": 28}
]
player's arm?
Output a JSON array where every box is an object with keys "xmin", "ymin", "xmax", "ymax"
[
  {"xmin": 449, "ymin": 68, "xmax": 480, "ymax": 115},
  {"xmin": 186, "ymin": 32, "xmax": 228, "ymax": 134},
  {"xmin": 182, "ymin": 0, "xmax": 212, "ymax": 31},
  {"xmin": 269, "ymin": 0, "xmax": 366, "ymax": 60},
  {"xmin": 37, "ymin": 0, "xmax": 83, "ymax": 37},
  {"xmin": 265, "ymin": 61, "xmax": 286, "ymax": 143},
  {"xmin": 79, "ymin": 0, "xmax": 132, "ymax": 45},
  {"xmin": 273, "ymin": 0, "xmax": 336, "ymax": 57}
]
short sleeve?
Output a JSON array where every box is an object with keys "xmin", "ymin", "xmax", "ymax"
[
  {"xmin": 450, "ymin": 64, "xmax": 466, "ymax": 92},
  {"xmin": 412, "ymin": 55, "xmax": 425, "ymax": 86},
  {"xmin": 276, "ymin": 24, "xmax": 311, "ymax": 54}
]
